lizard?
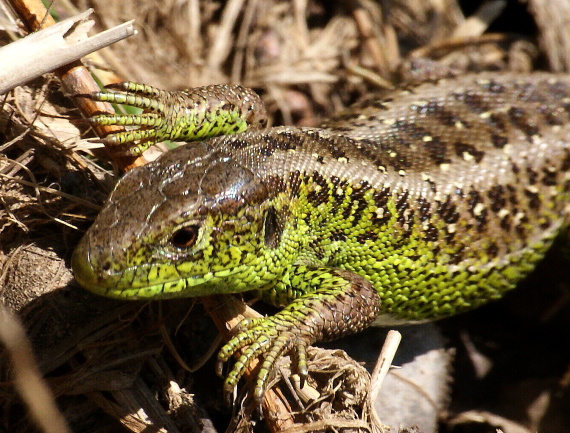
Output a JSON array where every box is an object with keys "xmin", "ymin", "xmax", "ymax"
[{"xmin": 72, "ymin": 73, "xmax": 570, "ymax": 403}]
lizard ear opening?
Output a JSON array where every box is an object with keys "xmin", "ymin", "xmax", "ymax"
[{"xmin": 264, "ymin": 206, "xmax": 282, "ymax": 249}]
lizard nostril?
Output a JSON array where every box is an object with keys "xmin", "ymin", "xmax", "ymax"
[{"xmin": 101, "ymin": 261, "xmax": 112, "ymax": 272}]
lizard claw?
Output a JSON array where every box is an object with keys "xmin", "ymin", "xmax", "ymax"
[{"xmin": 218, "ymin": 315, "xmax": 312, "ymax": 404}]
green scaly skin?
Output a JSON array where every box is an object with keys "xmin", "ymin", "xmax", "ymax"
[{"xmin": 73, "ymin": 73, "xmax": 570, "ymax": 402}]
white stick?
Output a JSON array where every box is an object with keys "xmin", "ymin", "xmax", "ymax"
[
  {"xmin": 368, "ymin": 330, "xmax": 402, "ymax": 429},
  {"xmin": 0, "ymin": 9, "xmax": 136, "ymax": 94}
]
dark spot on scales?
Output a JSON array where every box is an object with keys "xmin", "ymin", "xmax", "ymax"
[
  {"xmin": 453, "ymin": 142, "xmax": 485, "ymax": 163},
  {"xmin": 524, "ymin": 189, "xmax": 541, "ymax": 211},
  {"xmin": 436, "ymin": 196, "xmax": 459, "ymax": 224},
  {"xmin": 426, "ymin": 137, "xmax": 451, "ymax": 165},
  {"xmin": 306, "ymin": 171, "xmax": 330, "ymax": 206},
  {"xmin": 517, "ymin": 82, "xmax": 548, "ymax": 104},
  {"xmin": 487, "ymin": 184, "xmax": 507, "ymax": 213},
  {"xmin": 478, "ymin": 79, "xmax": 506, "ymax": 94},
  {"xmin": 486, "ymin": 242, "xmax": 499, "ymax": 258},
  {"xmin": 491, "ymin": 134, "xmax": 508, "ymax": 148},
  {"xmin": 540, "ymin": 217, "xmax": 552, "ymax": 230},
  {"xmin": 500, "ymin": 214, "xmax": 512, "ymax": 231},
  {"xmin": 542, "ymin": 108, "xmax": 565, "ymax": 126},
  {"xmin": 417, "ymin": 197, "xmax": 432, "ymax": 222},
  {"xmin": 508, "ymin": 106, "xmax": 540, "ymax": 138},
  {"xmin": 392, "ymin": 121, "xmax": 429, "ymax": 141},
  {"xmin": 331, "ymin": 176, "xmax": 349, "ymax": 206},
  {"xmin": 263, "ymin": 132, "xmax": 301, "ymax": 154},
  {"xmin": 561, "ymin": 149, "xmax": 570, "ymax": 172},
  {"xmin": 547, "ymin": 80, "xmax": 570, "ymax": 99},
  {"xmin": 485, "ymin": 113, "xmax": 507, "ymax": 132},
  {"xmin": 414, "ymin": 99, "xmax": 471, "ymax": 128},
  {"xmin": 424, "ymin": 223, "xmax": 439, "ymax": 242},
  {"xmin": 563, "ymin": 101, "xmax": 570, "ymax": 114},
  {"xmin": 541, "ymin": 168, "xmax": 558, "ymax": 186},
  {"xmin": 264, "ymin": 175, "xmax": 289, "ymax": 194},
  {"xmin": 465, "ymin": 188, "xmax": 489, "ymax": 231},
  {"xmin": 390, "ymin": 121, "xmax": 452, "ymax": 165},
  {"xmin": 308, "ymin": 240, "xmax": 325, "ymax": 260},
  {"xmin": 356, "ymin": 139, "xmax": 412, "ymax": 171},
  {"xmin": 356, "ymin": 231, "xmax": 378, "ymax": 243},
  {"xmin": 314, "ymin": 133, "xmax": 349, "ymax": 160},
  {"xmin": 350, "ymin": 183, "xmax": 372, "ymax": 225},
  {"xmin": 426, "ymin": 178, "xmax": 437, "ymax": 193},
  {"xmin": 466, "ymin": 189, "xmax": 482, "ymax": 215},
  {"xmin": 228, "ymin": 138, "xmax": 251, "ymax": 149},
  {"xmin": 454, "ymin": 91, "xmax": 491, "ymax": 114},
  {"xmin": 372, "ymin": 187, "xmax": 390, "ymax": 208},
  {"xmin": 526, "ymin": 166, "xmax": 539, "ymax": 185},
  {"xmin": 515, "ymin": 216, "xmax": 529, "ymax": 239},
  {"xmin": 506, "ymin": 184, "xmax": 519, "ymax": 206},
  {"xmin": 287, "ymin": 171, "xmax": 303, "ymax": 197},
  {"xmin": 371, "ymin": 187, "xmax": 392, "ymax": 226},
  {"xmin": 331, "ymin": 230, "xmax": 347, "ymax": 242},
  {"xmin": 396, "ymin": 191, "xmax": 410, "ymax": 213}
]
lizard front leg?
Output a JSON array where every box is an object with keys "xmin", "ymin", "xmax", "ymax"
[
  {"xmin": 82, "ymin": 81, "xmax": 268, "ymax": 155},
  {"xmin": 217, "ymin": 266, "xmax": 381, "ymax": 403}
]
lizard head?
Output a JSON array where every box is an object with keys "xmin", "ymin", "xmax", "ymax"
[{"xmin": 72, "ymin": 141, "xmax": 290, "ymax": 299}]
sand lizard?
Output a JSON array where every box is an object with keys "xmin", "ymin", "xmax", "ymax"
[{"xmin": 72, "ymin": 73, "xmax": 570, "ymax": 402}]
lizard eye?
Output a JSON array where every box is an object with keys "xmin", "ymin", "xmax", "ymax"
[{"xmin": 170, "ymin": 225, "xmax": 200, "ymax": 249}]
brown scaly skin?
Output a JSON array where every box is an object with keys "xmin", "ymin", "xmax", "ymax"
[{"xmin": 73, "ymin": 73, "xmax": 570, "ymax": 402}]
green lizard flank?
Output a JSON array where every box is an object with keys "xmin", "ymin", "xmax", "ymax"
[{"xmin": 72, "ymin": 73, "xmax": 570, "ymax": 402}]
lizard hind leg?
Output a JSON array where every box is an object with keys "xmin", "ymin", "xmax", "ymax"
[{"xmin": 217, "ymin": 266, "xmax": 381, "ymax": 404}]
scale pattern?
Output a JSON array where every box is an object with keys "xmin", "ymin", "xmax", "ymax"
[{"xmin": 73, "ymin": 73, "xmax": 570, "ymax": 400}]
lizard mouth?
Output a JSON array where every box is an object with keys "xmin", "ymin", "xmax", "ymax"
[
  {"xmin": 72, "ymin": 247, "xmax": 213, "ymax": 299},
  {"xmin": 71, "ymin": 235, "xmax": 226, "ymax": 299},
  {"xmin": 71, "ymin": 237, "xmax": 106, "ymax": 293},
  {"xmin": 71, "ymin": 240, "xmax": 138, "ymax": 298}
]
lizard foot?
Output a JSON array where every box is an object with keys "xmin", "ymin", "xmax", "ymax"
[
  {"xmin": 217, "ymin": 269, "xmax": 381, "ymax": 404},
  {"xmin": 80, "ymin": 81, "xmax": 268, "ymax": 155},
  {"xmin": 217, "ymin": 313, "xmax": 312, "ymax": 404}
]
